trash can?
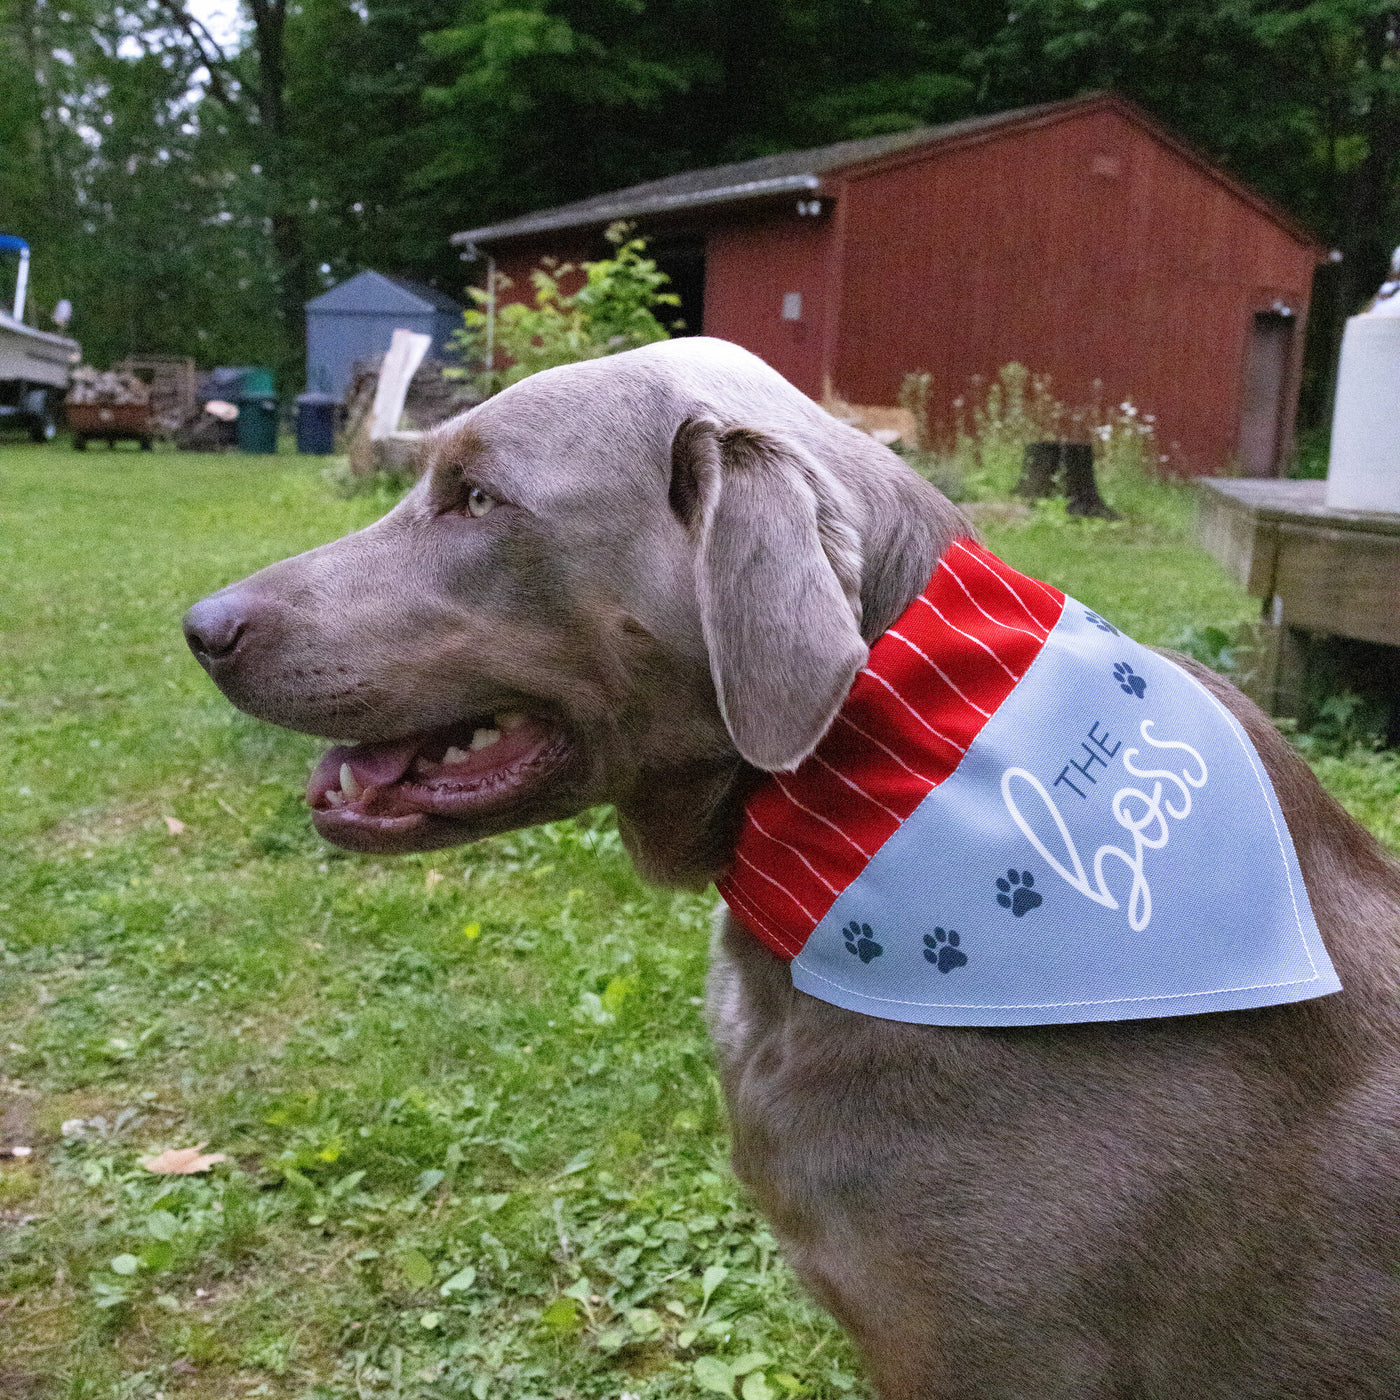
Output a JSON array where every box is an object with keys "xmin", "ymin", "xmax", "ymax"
[
  {"xmin": 236, "ymin": 368, "xmax": 277, "ymax": 454},
  {"xmin": 295, "ymin": 392, "xmax": 338, "ymax": 455},
  {"xmin": 241, "ymin": 367, "xmax": 275, "ymax": 397}
]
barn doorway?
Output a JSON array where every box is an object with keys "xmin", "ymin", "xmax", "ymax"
[
  {"xmin": 1237, "ymin": 311, "xmax": 1294, "ymax": 476},
  {"xmin": 650, "ymin": 240, "xmax": 706, "ymax": 336}
]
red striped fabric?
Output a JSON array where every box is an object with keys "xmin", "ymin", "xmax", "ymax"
[{"xmin": 718, "ymin": 539, "xmax": 1064, "ymax": 960}]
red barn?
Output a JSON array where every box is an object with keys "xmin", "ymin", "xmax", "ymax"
[{"xmin": 452, "ymin": 94, "xmax": 1326, "ymax": 475}]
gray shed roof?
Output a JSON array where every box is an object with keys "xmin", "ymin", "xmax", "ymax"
[
  {"xmin": 306, "ymin": 269, "xmax": 462, "ymax": 315},
  {"xmin": 452, "ymin": 100, "xmax": 1078, "ymax": 248}
]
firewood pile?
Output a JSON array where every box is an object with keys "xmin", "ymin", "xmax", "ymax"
[
  {"xmin": 343, "ymin": 356, "xmax": 479, "ymax": 440},
  {"xmin": 116, "ymin": 356, "xmax": 197, "ymax": 434},
  {"xmin": 341, "ymin": 355, "xmax": 481, "ymax": 478},
  {"xmin": 66, "ymin": 366, "xmax": 151, "ymax": 407}
]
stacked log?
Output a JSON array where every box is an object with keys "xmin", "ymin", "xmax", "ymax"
[
  {"xmin": 65, "ymin": 366, "xmax": 151, "ymax": 406},
  {"xmin": 342, "ymin": 356, "xmax": 481, "ymax": 478}
]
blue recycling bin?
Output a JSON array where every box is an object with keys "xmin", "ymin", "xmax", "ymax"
[{"xmin": 295, "ymin": 392, "xmax": 338, "ymax": 455}]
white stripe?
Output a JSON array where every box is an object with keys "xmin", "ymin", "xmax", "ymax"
[
  {"xmin": 1020, "ymin": 569, "xmax": 1064, "ymax": 608},
  {"xmin": 723, "ymin": 880, "xmax": 801, "ymax": 957},
  {"xmin": 773, "ymin": 775, "xmax": 875, "ymax": 859},
  {"xmin": 937, "ymin": 556, "xmax": 1047, "ymax": 643},
  {"xmin": 732, "ymin": 889, "xmax": 800, "ymax": 958},
  {"xmin": 733, "ymin": 847, "xmax": 818, "ymax": 923},
  {"xmin": 977, "ymin": 540, "xmax": 1063, "ymax": 611},
  {"xmin": 810, "ymin": 753, "xmax": 903, "ymax": 823},
  {"xmin": 860, "ymin": 670, "xmax": 967, "ymax": 757},
  {"xmin": 887, "ymin": 629, "xmax": 993, "ymax": 719},
  {"xmin": 748, "ymin": 811, "xmax": 841, "ymax": 896},
  {"xmin": 950, "ymin": 539, "xmax": 1048, "ymax": 632},
  {"xmin": 835, "ymin": 713, "xmax": 939, "ymax": 785},
  {"xmin": 916, "ymin": 595, "xmax": 1021, "ymax": 682}
]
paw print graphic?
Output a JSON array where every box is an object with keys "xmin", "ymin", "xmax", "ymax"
[
  {"xmin": 842, "ymin": 920, "xmax": 883, "ymax": 964},
  {"xmin": 1085, "ymin": 610, "xmax": 1119, "ymax": 635},
  {"xmin": 1113, "ymin": 661, "xmax": 1147, "ymax": 698},
  {"xmin": 996, "ymin": 869, "xmax": 1042, "ymax": 917},
  {"xmin": 923, "ymin": 927, "xmax": 967, "ymax": 973}
]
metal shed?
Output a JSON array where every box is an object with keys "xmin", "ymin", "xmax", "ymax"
[
  {"xmin": 304, "ymin": 271, "xmax": 462, "ymax": 397},
  {"xmin": 454, "ymin": 93, "xmax": 1327, "ymax": 476}
]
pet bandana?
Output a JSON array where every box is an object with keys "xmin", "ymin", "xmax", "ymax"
[{"xmin": 718, "ymin": 538, "xmax": 1340, "ymax": 1026}]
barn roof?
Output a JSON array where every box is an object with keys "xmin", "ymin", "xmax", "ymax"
[
  {"xmin": 452, "ymin": 92, "xmax": 1323, "ymax": 253},
  {"xmin": 306, "ymin": 269, "xmax": 462, "ymax": 316}
]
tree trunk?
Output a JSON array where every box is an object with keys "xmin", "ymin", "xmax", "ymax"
[
  {"xmin": 1301, "ymin": 10, "xmax": 1398, "ymax": 433},
  {"xmin": 249, "ymin": 0, "xmax": 307, "ymax": 373},
  {"xmin": 1337, "ymin": 14, "xmax": 1399, "ymax": 315}
]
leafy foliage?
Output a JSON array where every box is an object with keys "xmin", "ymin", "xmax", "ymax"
[
  {"xmin": 0, "ymin": 0, "xmax": 279, "ymax": 368},
  {"xmin": 0, "ymin": 0, "xmax": 1393, "ymax": 403},
  {"xmin": 449, "ymin": 224, "xmax": 678, "ymax": 394}
]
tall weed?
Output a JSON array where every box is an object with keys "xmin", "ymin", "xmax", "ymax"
[{"xmin": 902, "ymin": 364, "xmax": 1175, "ymax": 525}]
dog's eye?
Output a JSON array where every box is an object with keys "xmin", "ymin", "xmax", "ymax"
[{"xmin": 465, "ymin": 487, "xmax": 497, "ymax": 518}]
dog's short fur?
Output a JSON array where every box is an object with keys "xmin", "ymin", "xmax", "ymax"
[{"xmin": 186, "ymin": 339, "xmax": 1400, "ymax": 1398}]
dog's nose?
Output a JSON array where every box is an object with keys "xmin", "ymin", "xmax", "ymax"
[{"xmin": 183, "ymin": 594, "xmax": 248, "ymax": 666}]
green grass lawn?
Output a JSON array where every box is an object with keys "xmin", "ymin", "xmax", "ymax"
[{"xmin": 1, "ymin": 443, "xmax": 1397, "ymax": 1400}]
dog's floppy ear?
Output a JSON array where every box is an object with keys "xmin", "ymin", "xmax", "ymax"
[{"xmin": 672, "ymin": 418, "xmax": 868, "ymax": 772}]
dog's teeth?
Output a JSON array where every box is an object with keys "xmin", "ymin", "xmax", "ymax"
[
  {"xmin": 325, "ymin": 789, "xmax": 345, "ymax": 808},
  {"xmin": 339, "ymin": 763, "xmax": 362, "ymax": 799},
  {"xmin": 495, "ymin": 711, "xmax": 526, "ymax": 732},
  {"xmin": 470, "ymin": 727, "xmax": 501, "ymax": 751},
  {"xmin": 442, "ymin": 745, "xmax": 470, "ymax": 765}
]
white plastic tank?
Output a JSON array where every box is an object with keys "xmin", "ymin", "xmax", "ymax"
[{"xmin": 1325, "ymin": 247, "xmax": 1400, "ymax": 513}]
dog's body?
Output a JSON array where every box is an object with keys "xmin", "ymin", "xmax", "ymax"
[
  {"xmin": 711, "ymin": 776, "xmax": 1400, "ymax": 1399},
  {"xmin": 185, "ymin": 338, "xmax": 1400, "ymax": 1398}
]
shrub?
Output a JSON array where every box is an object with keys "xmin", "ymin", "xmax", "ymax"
[
  {"xmin": 450, "ymin": 222, "xmax": 679, "ymax": 396},
  {"xmin": 900, "ymin": 363, "xmax": 1168, "ymax": 520}
]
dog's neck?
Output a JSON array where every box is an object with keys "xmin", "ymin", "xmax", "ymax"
[
  {"xmin": 618, "ymin": 462, "xmax": 965, "ymax": 890},
  {"xmin": 852, "ymin": 465, "xmax": 964, "ymax": 644}
]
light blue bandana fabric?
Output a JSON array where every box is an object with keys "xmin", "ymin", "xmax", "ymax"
[
  {"xmin": 723, "ymin": 544, "xmax": 1341, "ymax": 1027},
  {"xmin": 792, "ymin": 606, "xmax": 1341, "ymax": 1024}
]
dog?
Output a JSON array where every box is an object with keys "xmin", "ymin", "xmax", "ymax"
[{"xmin": 185, "ymin": 338, "xmax": 1400, "ymax": 1399}]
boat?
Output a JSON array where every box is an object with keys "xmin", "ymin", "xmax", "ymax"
[{"xmin": 0, "ymin": 234, "xmax": 81, "ymax": 441}]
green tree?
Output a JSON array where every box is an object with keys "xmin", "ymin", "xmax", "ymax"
[
  {"xmin": 3, "ymin": 0, "xmax": 1395, "ymax": 422},
  {"xmin": 0, "ymin": 0, "xmax": 279, "ymax": 366},
  {"xmin": 410, "ymin": 0, "xmax": 996, "ymax": 249},
  {"xmin": 150, "ymin": 0, "xmax": 313, "ymax": 372}
]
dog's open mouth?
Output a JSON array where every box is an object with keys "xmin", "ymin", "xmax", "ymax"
[{"xmin": 307, "ymin": 710, "xmax": 573, "ymax": 851}]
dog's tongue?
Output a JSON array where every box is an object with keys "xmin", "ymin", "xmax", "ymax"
[{"xmin": 307, "ymin": 737, "xmax": 419, "ymax": 803}]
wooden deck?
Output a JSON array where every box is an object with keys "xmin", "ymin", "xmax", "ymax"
[{"xmin": 1194, "ymin": 478, "xmax": 1400, "ymax": 718}]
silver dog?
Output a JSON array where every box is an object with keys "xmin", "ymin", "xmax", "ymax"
[{"xmin": 185, "ymin": 339, "xmax": 1400, "ymax": 1399}]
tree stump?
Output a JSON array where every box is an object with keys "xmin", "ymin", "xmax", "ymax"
[{"xmin": 1018, "ymin": 441, "xmax": 1119, "ymax": 519}]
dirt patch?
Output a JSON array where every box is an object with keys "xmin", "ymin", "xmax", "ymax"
[
  {"xmin": 0, "ymin": 1090, "xmax": 35, "ymax": 1154},
  {"xmin": 0, "ymin": 1363, "xmax": 42, "ymax": 1398},
  {"xmin": 41, "ymin": 797, "xmax": 165, "ymax": 852},
  {"xmin": 961, "ymin": 500, "xmax": 1032, "ymax": 525}
]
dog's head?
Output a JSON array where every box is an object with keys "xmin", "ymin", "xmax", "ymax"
[{"xmin": 183, "ymin": 339, "xmax": 959, "ymax": 884}]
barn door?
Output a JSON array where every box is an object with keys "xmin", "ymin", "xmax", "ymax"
[{"xmin": 1237, "ymin": 312, "xmax": 1294, "ymax": 476}]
